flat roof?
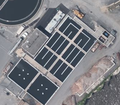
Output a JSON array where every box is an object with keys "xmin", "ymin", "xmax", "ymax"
[
  {"xmin": 27, "ymin": 74, "xmax": 58, "ymax": 105},
  {"xmin": 36, "ymin": 8, "xmax": 57, "ymax": 29},
  {"xmin": 36, "ymin": 3, "xmax": 69, "ymax": 29},
  {"xmin": 45, "ymin": 10, "xmax": 65, "ymax": 33},
  {"xmin": 8, "ymin": 59, "xmax": 38, "ymax": 89},
  {"xmin": 36, "ymin": 4, "xmax": 69, "ymax": 37},
  {"xmin": 35, "ymin": 16, "xmax": 96, "ymax": 82},
  {"xmin": 22, "ymin": 29, "xmax": 48, "ymax": 57}
]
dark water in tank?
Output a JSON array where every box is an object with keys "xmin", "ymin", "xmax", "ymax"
[{"xmin": 0, "ymin": 0, "xmax": 41, "ymax": 24}]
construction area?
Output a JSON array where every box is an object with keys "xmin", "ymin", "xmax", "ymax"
[
  {"xmin": 71, "ymin": 56, "xmax": 115, "ymax": 96},
  {"xmin": 61, "ymin": 50, "xmax": 120, "ymax": 105}
]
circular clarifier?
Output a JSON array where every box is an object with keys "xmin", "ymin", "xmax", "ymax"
[{"xmin": 0, "ymin": 0, "xmax": 42, "ymax": 25}]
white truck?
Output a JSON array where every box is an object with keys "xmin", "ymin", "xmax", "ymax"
[
  {"xmin": 16, "ymin": 25, "xmax": 25, "ymax": 35},
  {"xmin": 91, "ymin": 42, "xmax": 100, "ymax": 52},
  {"xmin": 21, "ymin": 32, "xmax": 29, "ymax": 39}
]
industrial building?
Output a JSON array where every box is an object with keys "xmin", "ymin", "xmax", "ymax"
[
  {"xmin": 22, "ymin": 29, "xmax": 48, "ymax": 57},
  {"xmin": 7, "ymin": 4, "xmax": 115, "ymax": 105}
]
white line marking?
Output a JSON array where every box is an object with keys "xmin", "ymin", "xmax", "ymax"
[
  {"xmin": 51, "ymin": 35, "xmax": 61, "ymax": 48},
  {"xmin": 63, "ymin": 23, "xmax": 71, "ymax": 33},
  {"xmin": 82, "ymin": 38, "xmax": 90, "ymax": 49},
  {"xmin": 34, "ymin": 31, "xmax": 58, "ymax": 59},
  {"xmin": 77, "ymin": 39, "xmax": 82, "ymax": 45},
  {"xmin": 61, "ymin": 66, "xmax": 68, "ymax": 75},
  {"xmin": 67, "ymin": 31, "xmax": 72, "ymax": 37},
  {"xmin": 55, "ymin": 39, "xmax": 66, "ymax": 53},
  {"xmin": 82, "ymin": 32, "xmax": 91, "ymax": 39},
  {"xmin": 78, "ymin": 32, "xmax": 91, "ymax": 49},
  {"xmin": 44, "ymin": 54, "xmax": 54, "ymax": 67},
  {"xmin": 65, "ymin": 46, "xmax": 76, "ymax": 60},
  {"xmin": 63, "ymin": 23, "xmax": 79, "ymax": 36},
  {"xmin": 70, "ymin": 50, "xmax": 80, "ymax": 64},
  {"xmin": 53, "ymin": 62, "xmax": 63, "ymax": 75},
  {"xmin": 42, "ymin": 50, "xmax": 49, "ymax": 59},
  {"xmin": 71, "ymin": 23, "xmax": 80, "ymax": 30},
  {"xmin": 76, "ymin": 34, "xmax": 90, "ymax": 48}
]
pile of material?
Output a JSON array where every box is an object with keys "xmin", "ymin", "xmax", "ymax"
[
  {"xmin": 71, "ymin": 56, "xmax": 115, "ymax": 95},
  {"xmin": 62, "ymin": 96, "xmax": 75, "ymax": 105}
]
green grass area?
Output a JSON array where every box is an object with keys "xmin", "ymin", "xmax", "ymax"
[{"xmin": 77, "ymin": 93, "xmax": 91, "ymax": 105}]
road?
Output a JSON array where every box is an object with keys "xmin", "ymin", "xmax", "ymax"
[
  {"xmin": 0, "ymin": 85, "xmax": 18, "ymax": 105},
  {"xmin": 46, "ymin": 0, "xmax": 120, "ymax": 105}
]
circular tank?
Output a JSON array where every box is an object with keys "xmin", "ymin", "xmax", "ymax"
[{"xmin": 0, "ymin": 0, "xmax": 42, "ymax": 25}]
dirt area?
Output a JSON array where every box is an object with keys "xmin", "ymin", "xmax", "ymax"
[
  {"xmin": 71, "ymin": 56, "xmax": 115, "ymax": 96},
  {"xmin": 62, "ymin": 56, "xmax": 115, "ymax": 105},
  {"xmin": 62, "ymin": 96, "xmax": 75, "ymax": 105},
  {"xmin": 101, "ymin": 0, "xmax": 120, "ymax": 25},
  {"xmin": 23, "ymin": 93, "xmax": 41, "ymax": 105},
  {"xmin": 85, "ymin": 67, "xmax": 120, "ymax": 105}
]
